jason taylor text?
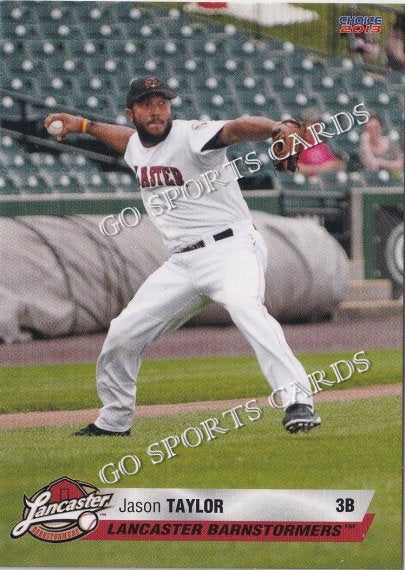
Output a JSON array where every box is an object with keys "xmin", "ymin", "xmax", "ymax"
[{"xmin": 118, "ymin": 497, "xmax": 224, "ymax": 513}]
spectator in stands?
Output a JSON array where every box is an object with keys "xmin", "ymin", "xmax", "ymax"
[
  {"xmin": 297, "ymin": 108, "xmax": 346, "ymax": 177},
  {"xmin": 359, "ymin": 114, "xmax": 404, "ymax": 173},
  {"xmin": 386, "ymin": 12, "xmax": 405, "ymax": 71},
  {"xmin": 347, "ymin": 30, "xmax": 381, "ymax": 63}
]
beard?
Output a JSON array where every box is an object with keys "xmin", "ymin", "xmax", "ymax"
[{"xmin": 135, "ymin": 118, "xmax": 173, "ymax": 146}]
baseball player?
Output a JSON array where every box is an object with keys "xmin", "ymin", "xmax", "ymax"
[{"xmin": 44, "ymin": 76, "xmax": 321, "ymax": 436}]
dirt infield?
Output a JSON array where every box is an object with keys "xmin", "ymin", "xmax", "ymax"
[
  {"xmin": 0, "ymin": 314, "xmax": 401, "ymax": 366},
  {"xmin": 1, "ymin": 383, "xmax": 401, "ymax": 430}
]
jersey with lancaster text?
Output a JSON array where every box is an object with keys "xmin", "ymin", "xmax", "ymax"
[{"xmin": 124, "ymin": 119, "xmax": 252, "ymax": 253}]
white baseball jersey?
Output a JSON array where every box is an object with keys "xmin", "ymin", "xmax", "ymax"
[
  {"xmin": 124, "ymin": 119, "xmax": 252, "ymax": 253},
  {"xmin": 94, "ymin": 117, "xmax": 318, "ymax": 435}
]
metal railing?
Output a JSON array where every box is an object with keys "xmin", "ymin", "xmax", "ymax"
[{"xmin": 0, "ymin": 88, "xmax": 126, "ymax": 167}]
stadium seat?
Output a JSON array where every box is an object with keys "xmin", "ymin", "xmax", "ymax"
[
  {"xmin": 171, "ymin": 95, "xmax": 200, "ymax": 120},
  {"xmin": 80, "ymin": 21, "xmax": 126, "ymax": 40},
  {"xmin": 0, "ymin": 93, "xmax": 38, "ymax": 120},
  {"xmin": 237, "ymin": 91, "xmax": 279, "ymax": 116},
  {"xmin": 177, "ymin": 22, "xmax": 206, "ymax": 40},
  {"xmin": 124, "ymin": 20, "xmax": 160, "ymax": 40},
  {"xmin": 39, "ymin": 170, "xmax": 82, "ymax": 194},
  {"xmin": 37, "ymin": 21, "xmax": 82, "ymax": 40},
  {"xmin": 71, "ymin": 93, "xmax": 117, "ymax": 116},
  {"xmin": 151, "ymin": 15, "xmax": 191, "ymax": 39},
  {"xmin": 307, "ymin": 73, "xmax": 336, "ymax": 95},
  {"xmin": 0, "ymin": 142, "xmax": 23, "ymax": 167},
  {"xmin": 260, "ymin": 67, "xmax": 294, "ymax": 92},
  {"xmin": 1, "ymin": 39, "xmax": 26, "ymax": 67},
  {"xmin": 105, "ymin": 40, "xmax": 146, "ymax": 60},
  {"xmin": 190, "ymin": 75, "xmax": 226, "ymax": 94},
  {"xmin": 150, "ymin": 39, "xmax": 188, "ymax": 59},
  {"xmin": 225, "ymin": 39, "xmax": 257, "ymax": 61},
  {"xmin": 74, "ymin": 76, "xmax": 115, "ymax": 101},
  {"xmin": 210, "ymin": 56, "xmax": 246, "ymax": 75},
  {"xmin": 38, "ymin": 75, "xmax": 78, "ymax": 105},
  {"xmin": 44, "ymin": 4, "xmax": 78, "ymax": 26},
  {"xmin": 195, "ymin": 89, "xmax": 235, "ymax": 114},
  {"xmin": 89, "ymin": 57, "xmax": 130, "ymax": 78},
  {"xmin": 3, "ymin": 2, "xmax": 35, "ymax": 22},
  {"xmin": 290, "ymin": 54, "xmax": 327, "ymax": 78},
  {"xmin": 316, "ymin": 88, "xmax": 349, "ymax": 112},
  {"xmin": 0, "ymin": 135, "xmax": 23, "ymax": 152},
  {"xmin": 7, "ymin": 165, "xmax": 52, "ymax": 194},
  {"xmin": 332, "ymin": 128, "xmax": 363, "ymax": 169},
  {"xmin": 275, "ymin": 172, "xmax": 332, "ymax": 210},
  {"xmin": 3, "ymin": 75, "xmax": 41, "ymax": 98},
  {"xmin": 171, "ymin": 56, "xmax": 210, "ymax": 76},
  {"xmin": 3, "ymin": 53, "xmax": 46, "ymax": 77},
  {"xmin": 64, "ymin": 39, "xmax": 108, "ymax": 60},
  {"xmin": 110, "ymin": 75, "xmax": 137, "ymax": 97},
  {"xmin": 2, "ymin": 20, "xmax": 39, "ymax": 40},
  {"xmin": 189, "ymin": 37, "xmax": 226, "ymax": 61},
  {"xmin": 112, "ymin": 3, "xmax": 153, "ymax": 22},
  {"xmin": 279, "ymin": 83, "xmax": 317, "ymax": 109},
  {"xmin": 30, "ymin": 153, "xmax": 59, "ymax": 169},
  {"xmin": 0, "ymin": 172, "xmax": 20, "ymax": 195},
  {"xmin": 1, "ymin": 151, "xmax": 28, "ymax": 168},
  {"xmin": 59, "ymin": 153, "xmax": 102, "ymax": 176},
  {"xmin": 318, "ymin": 171, "xmax": 350, "ymax": 190},
  {"xmin": 72, "ymin": 2, "xmax": 118, "ymax": 23},
  {"xmin": 361, "ymin": 170, "xmax": 403, "ymax": 188},
  {"xmin": 166, "ymin": 76, "xmax": 190, "ymax": 95},
  {"xmin": 85, "ymin": 171, "xmax": 116, "ymax": 194},
  {"xmin": 23, "ymin": 40, "xmax": 66, "ymax": 68},
  {"xmin": 143, "ymin": 57, "xmax": 172, "ymax": 76},
  {"xmin": 106, "ymin": 172, "xmax": 136, "ymax": 193},
  {"xmin": 316, "ymin": 172, "xmax": 350, "ymax": 207},
  {"xmin": 48, "ymin": 57, "xmax": 89, "ymax": 77},
  {"xmin": 318, "ymin": 92, "xmax": 362, "ymax": 117}
]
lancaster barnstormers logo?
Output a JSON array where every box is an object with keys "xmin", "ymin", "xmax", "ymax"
[
  {"xmin": 145, "ymin": 77, "xmax": 161, "ymax": 89},
  {"xmin": 10, "ymin": 477, "xmax": 113, "ymax": 543}
]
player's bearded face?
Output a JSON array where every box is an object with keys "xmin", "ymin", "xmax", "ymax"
[{"xmin": 127, "ymin": 96, "xmax": 173, "ymax": 145}]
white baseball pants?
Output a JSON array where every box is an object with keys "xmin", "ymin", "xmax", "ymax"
[{"xmin": 95, "ymin": 220, "xmax": 314, "ymax": 432}]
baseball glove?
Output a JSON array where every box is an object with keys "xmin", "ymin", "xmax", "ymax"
[{"xmin": 271, "ymin": 119, "xmax": 307, "ymax": 172}]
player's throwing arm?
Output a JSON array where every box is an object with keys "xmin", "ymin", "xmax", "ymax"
[{"xmin": 44, "ymin": 113, "xmax": 135, "ymax": 155}]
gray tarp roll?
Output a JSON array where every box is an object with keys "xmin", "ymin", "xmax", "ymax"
[{"xmin": 0, "ymin": 212, "xmax": 349, "ymax": 344}]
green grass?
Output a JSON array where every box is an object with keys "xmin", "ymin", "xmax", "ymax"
[
  {"xmin": 0, "ymin": 396, "xmax": 402, "ymax": 568},
  {"xmin": 0, "ymin": 348, "xmax": 401, "ymax": 413}
]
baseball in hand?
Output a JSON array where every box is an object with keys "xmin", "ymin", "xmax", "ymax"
[{"xmin": 47, "ymin": 120, "xmax": 64, "ymax": 135}]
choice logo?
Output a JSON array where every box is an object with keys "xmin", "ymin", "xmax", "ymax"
[
  {"xmin": 339, "ymin": 15, "xmax": 382, "ymax": 34},
  {"xmin": 10, "ymin": 477, "xmax": 113, "ymax": 543}
]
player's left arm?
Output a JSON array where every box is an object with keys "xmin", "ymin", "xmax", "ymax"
[{"xmin": 208, "ymin": 116, "xmax": 281, "ymax": 149}]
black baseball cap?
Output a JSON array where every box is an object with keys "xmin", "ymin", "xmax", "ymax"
[{"xmin": 126, "ymin": 77, "xmax": 177, "ymax": 108}]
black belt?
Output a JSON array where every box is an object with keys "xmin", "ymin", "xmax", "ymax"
[{"xmin": 175, "ymin": 228, "xmax": 234, "ymax": 254}]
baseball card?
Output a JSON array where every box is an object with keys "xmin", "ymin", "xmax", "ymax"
[{"xmin": 0, "ymin": 1, "xmax": 403, "ymax": 569}]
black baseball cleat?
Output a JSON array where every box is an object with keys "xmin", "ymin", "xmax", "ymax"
[
  {"xmin": 72, "ymin": 423, "xmax": 130, "ymax": 436},
  {"xmin": 282, "ymin": 404, "xmax": 321, "ymax": 434}
]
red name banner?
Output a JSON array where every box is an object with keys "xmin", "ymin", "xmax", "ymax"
[{"xmin": 84, "ymin": 514, "xmax": 374, "ymax": 542}]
